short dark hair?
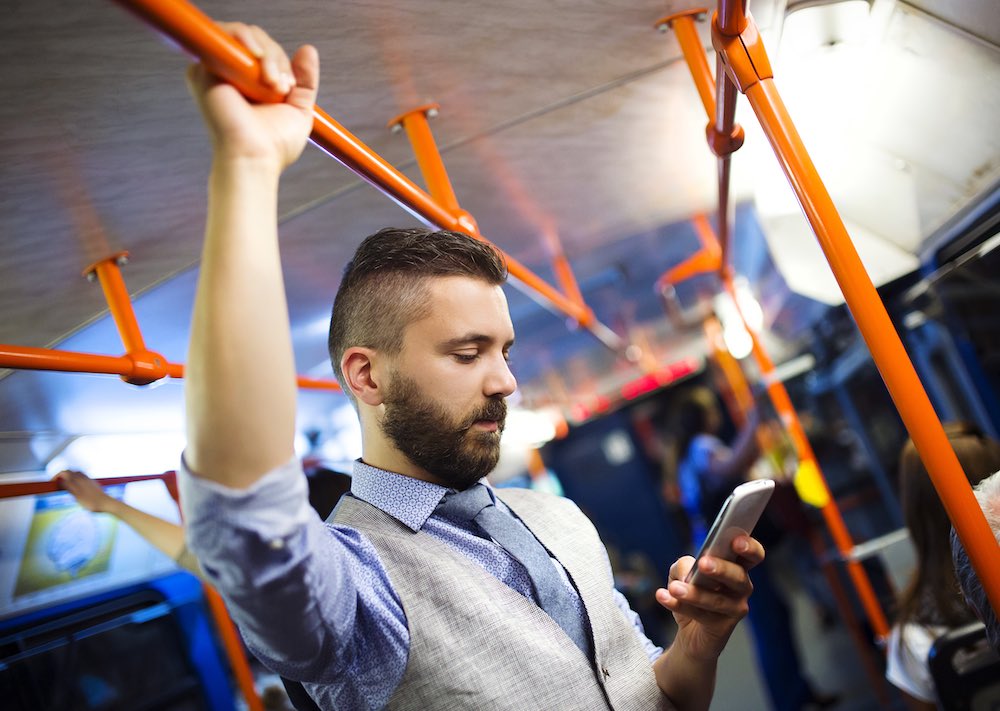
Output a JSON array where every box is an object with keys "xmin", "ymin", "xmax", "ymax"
[{"xmin": 328, "ymin": 227, "xmax": 508, "ymax": 400}]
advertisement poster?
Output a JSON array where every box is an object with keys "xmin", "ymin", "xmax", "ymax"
[{"xmin": 13, "ymin": 488, "xmax": 123, "ymax": 597}]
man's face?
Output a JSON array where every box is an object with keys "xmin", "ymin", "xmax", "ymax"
[{"xmin": 378, "ymin": 276, "xmax": 517, "ymax": 489}]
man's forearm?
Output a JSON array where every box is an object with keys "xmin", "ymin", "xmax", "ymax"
[
  {"xmin": 185, "ymin": 159, "xmax": 298, "ymax": 488},
  {"xmin": 653, "ymin": 640, "xmax": 717, "ymax": 711},
  {"xmin": 106, "ymin": 498, "xmax": 187, "ymax": 561}
]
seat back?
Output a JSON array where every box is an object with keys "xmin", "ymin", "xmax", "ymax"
[{"xmin": 928, "ymin": 621, "xmax": 1000, "ymax": 711}]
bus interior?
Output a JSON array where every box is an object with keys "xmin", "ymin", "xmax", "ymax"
[{"xmin": 1, "ymin": 0, "xmax": 998, "ymax": 709}]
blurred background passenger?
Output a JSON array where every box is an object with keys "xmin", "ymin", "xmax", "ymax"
[
  {"xmin": 673, "ymin": 387, "xmax": 835, "ymax": 711},
  {"xmin": 888, "ymin": 423, "xmax": 1000, "ymax": 710},
  {"xmin": 53, "ymin": 469, "xmax": 200, "ymax": 576}
]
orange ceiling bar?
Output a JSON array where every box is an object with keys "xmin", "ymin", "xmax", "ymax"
[
  {"xmin": 112, "ymin": 0, "xmax": 620, "ymax": 349},
  {"xmin": 389, "ymin": 105, "xmax": 594, "ymax": 323},
  {"xmin": 658, "ymin": 10, "xmax": 715, "ymax": 117},
  {"xmin": 388, "ymin": 104, "xmax": 464, "ymax": 216},
  {"xmin": 709, "ymin": 8, "xmax": 1000, "ymax": 617},
  {"xmin": 658, "ymin": 10, "xmax": 744, "ymax": 278},
  {"xmin": 0, "ymin": 344, "xmax": 145, "ymax": 378},
  {"xmin": 0, "ymin": 472, "xmax": 265, "ymax": 711},
  {"xmin": 89, "ymin": 254, "xmax": 147, "ymax": 354},
  {"xmin": 0, "ymin": 256, "xmax": 341, "ymax": 391}
]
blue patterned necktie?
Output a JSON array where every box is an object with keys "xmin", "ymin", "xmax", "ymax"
[{"xmin": 436, "ymin": 484, "xmax": 591, "ymax": 656}]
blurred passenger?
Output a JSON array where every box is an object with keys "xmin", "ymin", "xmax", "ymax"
[
  {"xmin": 674, "ymin": 387, "xmax": 836, "ymax": 711},
  {"xmin": 675, "ymin": 387, "xmax": 760, "ymax": 547},
  {"xmin": 888, "ymin": 424, "xmax": 1000, "ymax": 709},
  {"xmin": 951, "ymin": 470, "xmax": 1000, "ymax": 654}
]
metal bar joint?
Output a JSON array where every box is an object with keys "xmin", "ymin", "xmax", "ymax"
[{"xmin": 711, "ymin": 10, "xmax": 773, "ymax": 94}]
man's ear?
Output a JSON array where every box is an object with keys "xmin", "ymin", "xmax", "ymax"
[{"xmin": 341, "ymin": 347, "xmax": 384, "ymax": 406}]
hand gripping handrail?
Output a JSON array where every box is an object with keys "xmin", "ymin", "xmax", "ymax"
[{"xmin": 112, "ymin": 0, "xmax": 623, "ymax": 352}]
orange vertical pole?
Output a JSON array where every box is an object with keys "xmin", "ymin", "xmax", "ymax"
[
  {"xmin": 658, "ymin": 10, "xmax": 744, "ymax": 278},
  {"xmin": 708, "ymin": 7, "xmax": 1000, "ymax": 615},
  {"xmin": 712, "ymin": 62, "xmax": 741, "ymax": 266},
  {"xmin": 200, "ymin": 587, "xmax": 265, "ymax": 711},
  {"xmin": 719, "ymin": 269, "xmax": 890, "ymax": 637}
]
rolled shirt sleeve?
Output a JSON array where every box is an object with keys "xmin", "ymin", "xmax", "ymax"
[{"xmin": 178, "ymin": 456, "xmax": 408, "ymax": 706}]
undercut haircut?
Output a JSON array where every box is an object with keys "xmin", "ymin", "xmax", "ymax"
[{"xmin": 328, "ymin": 227, "xmax": 508, "ymax": 403}]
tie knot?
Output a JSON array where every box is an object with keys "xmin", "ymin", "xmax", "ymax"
[{"xmin": 436, "ymin": 483, "xmax": 494, "ymax": 524}]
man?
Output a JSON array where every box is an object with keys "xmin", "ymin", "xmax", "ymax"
[
  {"xmin": 179, "ymin": 23, "xmax": 764, "ymax": 711},
  {"xmin": 952, "ymin": 471, "xmax": 1000, "ymax": 653}
]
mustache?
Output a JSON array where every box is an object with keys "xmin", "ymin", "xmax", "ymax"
[{"xmin": 461, "ymin": 398, "xmax": 507, "ymax": 432}]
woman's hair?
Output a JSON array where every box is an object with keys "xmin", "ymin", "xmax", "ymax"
[{"xmin": 895, "ymin": 422, "xmax": 1000, "ymax": 628}]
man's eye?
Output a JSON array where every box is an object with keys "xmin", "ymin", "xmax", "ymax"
[{"xmin": 453, "ymin": 353, "xmax": 478, "ymax": 363}]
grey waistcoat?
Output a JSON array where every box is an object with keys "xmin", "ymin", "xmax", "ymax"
[{"xmin": 331, "ymin": 487, "xmax": 669, "ymax": 711}]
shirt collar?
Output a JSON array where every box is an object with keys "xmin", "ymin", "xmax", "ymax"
[{"xmin": 350, "ymin": 460, "xmax": 494, "ymax": 532}]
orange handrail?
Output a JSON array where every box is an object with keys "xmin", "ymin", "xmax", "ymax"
[
  {"xmin": 656, "ymin": 9, "xmax": 744, "ymax": 270},
  {"xmin": 0, "ymin": 473, "xmax": 175, "ymax": 500},
  {"xmin": 707, "ymin": 7, "xmax": 998, "ymax": 618},
  {"xmin": 112, "ymin": 0, "xmax": 622, "ymax": 350},
  {"xmin": 389, "ymin": 104, "xmax": 593, "ymax": 319},
  {"xmin": 0, "ymin": 253, "xmax": 342, "ymax": 391},
  {"xmin": 387, "ymin": 104, "xmax": 464, "ymax": 216},
  {"xmin": 0, "ymin": 472, "xmax": 265, "ymax": 711}
]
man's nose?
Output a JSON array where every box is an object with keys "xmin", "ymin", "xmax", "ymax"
[{"xmin": 485, "ymin": 355, "xmax": 517, "ymax": 399}]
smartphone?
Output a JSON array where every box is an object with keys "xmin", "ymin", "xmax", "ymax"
[{"xmin": 685, "ymin": 479, "xmax": 775, "ymax": 586}]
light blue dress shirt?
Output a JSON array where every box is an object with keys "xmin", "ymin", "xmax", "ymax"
[{"xmin": 179, "ymin": 457, "xmax": 662, "ymax": 711}]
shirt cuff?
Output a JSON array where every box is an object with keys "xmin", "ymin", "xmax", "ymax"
[{"xmin": 178, "ymin": 454, "xmax": 313, "ymax": 540}]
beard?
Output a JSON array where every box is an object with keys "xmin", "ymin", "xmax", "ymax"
[{"xmin": 380, "ymin": 370, "xmax": 506, "ymax": 490}]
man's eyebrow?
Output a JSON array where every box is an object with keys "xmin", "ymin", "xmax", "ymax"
[{"xmin": 440, "ymin": 334, "xmax": 515, "ymax": 349}]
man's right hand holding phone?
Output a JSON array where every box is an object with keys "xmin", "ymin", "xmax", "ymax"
[{"xmin": 658, "ymin": 533, "xmax": 765, "ymax": 661}]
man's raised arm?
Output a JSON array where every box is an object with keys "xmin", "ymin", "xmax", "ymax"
[{"xmin": 183, "ymin": 24, "xmax": 319, "ymax": 488}]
